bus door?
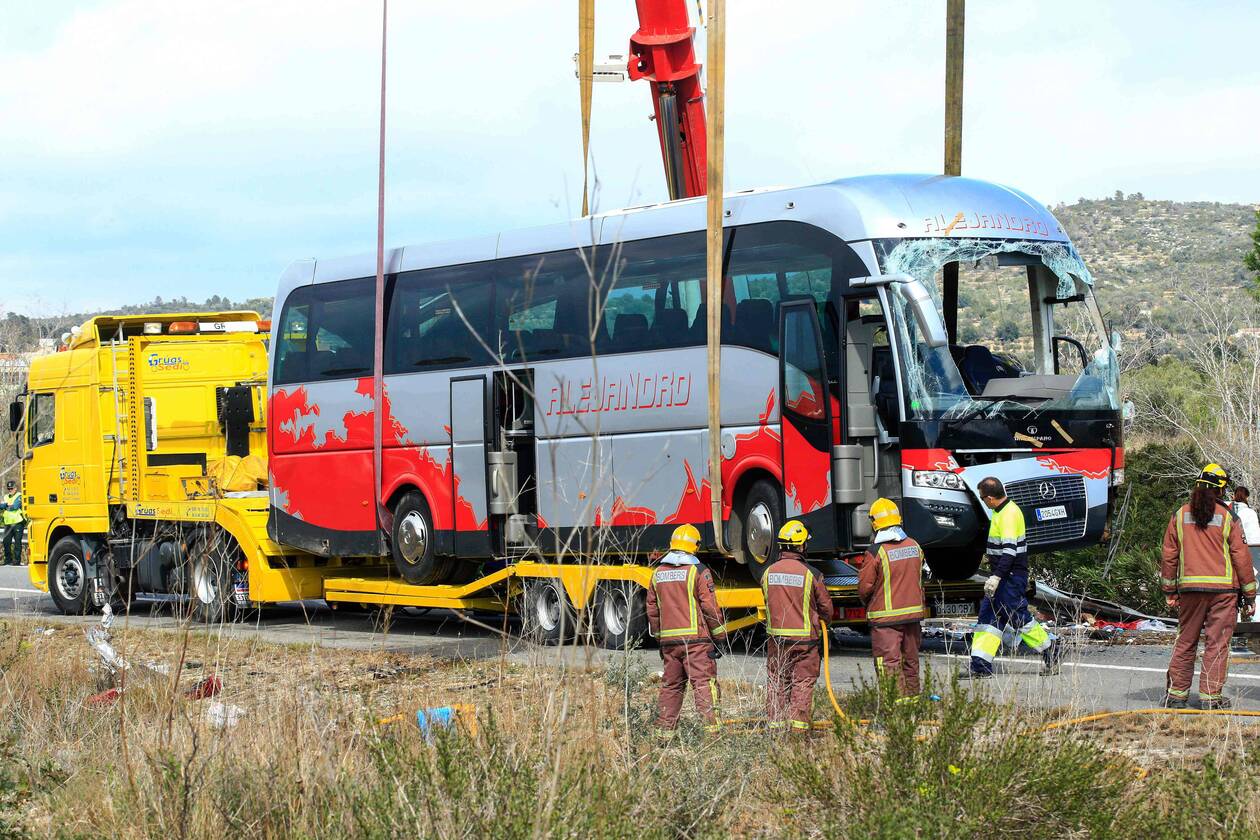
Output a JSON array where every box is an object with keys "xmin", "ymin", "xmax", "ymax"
[
  {"xmin": 779, "ymin": 301, "xmax": 839, "ymax": 549},
  {"xmin": 837, "ymin": 299, "xmax": 899, "ymax": 549},
  {"xmin": 449, "ymin": 376, "xmax": 492, "ymax": 557}
]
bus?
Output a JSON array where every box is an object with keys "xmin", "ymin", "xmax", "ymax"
[{"xmin": 267, "ymin": 174, "xmax": 1123, "ymax": 587}]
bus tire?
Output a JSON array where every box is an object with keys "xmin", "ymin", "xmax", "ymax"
[
  {"xmin": 521, "ymin": 578, "xmax": 575, "ymax": 645},
  {"xmin": 189, "ymin": 537, "xmax": 241, "ymax": 624},
  {"xmin": 48, "ymin": 536, "xmax": 90, "ymax": 615},
  {"xmin": 390, "ymin": 492, "xmax": 451, "ymax": 585},
  {"xmin": 594, "ymin": 580, "xmax": 648, "ymax": 650},
  {"xmin": 731, "ymin": 479, "xmax": 783, "ymax": 581}
]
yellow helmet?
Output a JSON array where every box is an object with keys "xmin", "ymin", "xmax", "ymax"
[
  {"xmin": 669, "ymin": 523, "xmax": 701, "ymax": 553},
  {"xmin": 869, "ymin": 497, "xmax": 902, "ymax": 531},
  {"xmin": 777, "ymin": 519, "xmax": 810, "ymax": 549},
  {"xmin": 1196, "ymin": 463, "xmax": 1229, "ymax": 489}
]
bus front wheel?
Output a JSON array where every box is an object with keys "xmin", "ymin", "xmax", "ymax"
[
  {"xmin": 730, "ymin": 479, "xmax": 783, "ymax": 581},
  {"xmin": 390, "ymin": 492, "xmax": 452, "ymax": 585}
]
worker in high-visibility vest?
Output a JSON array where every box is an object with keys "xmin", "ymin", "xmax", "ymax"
[
  {"xmin": 646, "ymin": 524, "xmax": 725, "ymax": 735},
  {"xmin": 1, "ymin": 480, "xmax": 25, "ymax": 566},
  {"xmin": 857, "ymin": 498, "xmax": 927, "ymax": 695},
  {"xmin": 1162, "ymin": 464, "xmax": 1257, "ymax": 710},
  {"xmin": 762, "ymin": 520, "xmax": 834, "ymax": 733},
  {"xmin": 963, "ymin": 476, "xmax": 1062, "ymax": 678}
]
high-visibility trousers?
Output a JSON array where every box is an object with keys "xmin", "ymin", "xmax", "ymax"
[
  {"xmin": 969, "ymin": 574, "xmax": 1051, "ymax": 675},
  {"xmin": 871, "ymin": 622, "xmax": 922, "ymax": 695},
  {"xmin": 766, "ymin": 638, "xmax": 821, "ymax": 732}
]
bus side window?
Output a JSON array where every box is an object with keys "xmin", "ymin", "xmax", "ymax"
[
  {"xmin": 387, "ymin": 266, "xmax": 493, "ymax": 372},
  {"xmin": 599, "ymin": 232, "xmax": 705, "ymax": 354},
  {"xmin": 28, "ymin": 393, "xmax": 54, "ymax": 448},
  {"xmin": 273, "ymin": 278, "xmax": 375, "ymax": 385}
]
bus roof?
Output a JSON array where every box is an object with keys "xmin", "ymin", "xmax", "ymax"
[{"xmin": 280, "ymin": 173, "xmax": 1070, "ymax": 292}]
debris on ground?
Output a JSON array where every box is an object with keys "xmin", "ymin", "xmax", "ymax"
[{"xmin": 203, "ymin": 701, "xmax": 246, "ymax": 729}]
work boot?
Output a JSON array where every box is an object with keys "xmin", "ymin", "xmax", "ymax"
[
  {"xmin": 958, "ymin": 668, "xmax": 993, "ymax": 681},
  {"xmin": 1202, "ymin": 696, "xmax": 1233, "ymax": 711},
  {"xmin": 1163, "ymin": 693, "xmax": 1188, "ymax": 709},
  {"xmin": 1039, "ymin": 639, "xmax": 1064, "ymax": 676}
]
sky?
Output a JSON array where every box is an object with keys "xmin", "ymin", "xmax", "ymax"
[{"xmin": 2, "ymin": 1, "xmax": 1258, "ymax": 315}]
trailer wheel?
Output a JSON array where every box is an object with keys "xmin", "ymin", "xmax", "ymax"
[
  {"xmin": 390, "ymin": 492, "xmax": 452, "ymax": 585},
  {"xmin": 594, "ymin": 580, "xmax": 648, "ymax": 650},
  {"xmin": 48, "ymin": 536, "xmax": 90, "ymax": 615},
  {"xmin": 730, "ymin": 479, "xmax": 783, "ymax": 581},
  {"xmin": 189, "ymin": 537, "xmax": 242, "ymax": 624},
  {"xmin": 521, "ymin": 578, "xmax": 575, "ymax": 645}
]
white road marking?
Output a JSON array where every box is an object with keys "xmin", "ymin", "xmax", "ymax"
[
  {"xmin": 0, "ymin": 587, "xmax": 41, "ymax": 595},
  {"xmin": 930, "ymin": 651, "xmax": 1260, "ymax": 681}
]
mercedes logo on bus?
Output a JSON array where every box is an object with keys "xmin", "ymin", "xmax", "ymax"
[{"xmin": 1038, "ymin": 481, "xmax": 1057, "ymax": 500}]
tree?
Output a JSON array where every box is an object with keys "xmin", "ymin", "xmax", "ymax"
[
  {"xmin": 1245, "ymin": 209, "xmax": 1260, "ymax": 300},
  {"xmin": 994, "ymin": 320, "xmax": 1019, "ymax": 342}
]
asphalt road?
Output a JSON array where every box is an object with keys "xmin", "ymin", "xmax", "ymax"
[{"xmin": 5, "ymin": 564, "xmax": 1260, "ymax": 714}]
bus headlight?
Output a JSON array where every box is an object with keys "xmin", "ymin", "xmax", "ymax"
[{"xmin": 912, "ymin": 470, "xmax": 965, "ymax": 491}]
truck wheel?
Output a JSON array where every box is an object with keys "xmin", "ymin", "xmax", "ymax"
[
  {"xmin": 730, "ymin": 479, "xmax": 783, "ymax": 581},
  {"xmin": 595, "ymin": 580, "xmax": 648, "ymax": 650},
  {"xmin": 390, "ymin": 492, "xmax": 452, "ymax": 585},
  {"xmin": 521, "ymin": 578, "xmax": 575, "ymax": 645},
  {"xmin": 189, "ymin": 539, "xmax": 241, "ymax": 624},
  {"xmin": 48, "ymin": 536, "xmax": 90, "ymax": 615}
]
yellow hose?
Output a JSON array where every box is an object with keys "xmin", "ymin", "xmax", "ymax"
[
  {"xmin": 820, "ymin": 620, "xmax": 855, "ymax": 725},
  {"xmin": 1038, "ymin": 706, "xmax": 1260, "ymax": 732}
]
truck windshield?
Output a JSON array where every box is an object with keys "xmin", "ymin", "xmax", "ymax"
[{"xmin": 876, "ymin": 237, "xmax": 1119, "ymax": 420}]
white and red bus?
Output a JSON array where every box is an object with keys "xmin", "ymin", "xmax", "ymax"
[{"xmin": 267, "ymin": 174, "xmax": 1122, "ymax": 585}]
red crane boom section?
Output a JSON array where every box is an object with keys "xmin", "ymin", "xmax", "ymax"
[{"xmin": 627, "ymin": 0, "xmax": 707, "ymax": 200}]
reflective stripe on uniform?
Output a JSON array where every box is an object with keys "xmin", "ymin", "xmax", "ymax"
[
  {"xmin": 970, "ymin": 626, "xmax": 1002, "ymax": 662},
  {"xmin": 1167, "ymin": 687, "xmax": 1189, "ymax": 698},
  {"xmin": 764, "ymin": 567, "xmax": 813, "ymax": 637},
  {"xmin": 656, "ymin": 565, "xmax": 701, "ymax": 638},
  {"xmin": 867, "ymin": 544, "xmax": 926, "ymax": 621},
  {"xmin": 1018, "ymin": 619, "xmax": 1052, "ymax": 653},
  {"xmin": 790, "ymin": 720, "xmax": 810, "ymax": 730},
  {"xmin": 1175, "ymin": 510, "xmax": 1234, "ymax": 587}
]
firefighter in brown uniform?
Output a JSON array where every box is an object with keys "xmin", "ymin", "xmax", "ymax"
[
  {"xmin": 857, "ymin": 498, "xmax": 927, "ymax": 695},
  {"xmin": 646, "ymin": 524, "xmax": 725, "ymax": 734},
  {"xmin": 762, "ymin": 520, "xmax": 834, "ymax": 733},
  {"xmin": 1162, "ymin": 464, "xmax": 1258, "ymax": 709}
]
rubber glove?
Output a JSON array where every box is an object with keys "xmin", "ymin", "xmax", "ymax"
[{"xmin": 983, "ymin": 575, "xmax": 1001, "ymax": 599}]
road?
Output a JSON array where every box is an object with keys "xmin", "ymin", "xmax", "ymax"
[{"xmin": 4, "ymin": 564, "xmax": 1260, "ymax": 715}]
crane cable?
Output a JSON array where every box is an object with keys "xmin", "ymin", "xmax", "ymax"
[
  {"xmin": 577, "ymin": 0, "xmax": 594, "ymax": 217},
  {"xmin": 704, "ymin": 0, "xmax": 730, "ymax": 554}
]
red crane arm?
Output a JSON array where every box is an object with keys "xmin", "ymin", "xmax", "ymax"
[{"xmin": 627, "ymin": 0, "xmax": 708, "ymax": 200}]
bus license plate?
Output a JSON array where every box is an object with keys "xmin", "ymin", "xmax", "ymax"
[
  {"xmin": 1036, "ymin": 505, "xmax": 1067, "ymax": 522},
  {"xmin": 935, "ymin": 601, "xmax": 973, "ymax": 617}
]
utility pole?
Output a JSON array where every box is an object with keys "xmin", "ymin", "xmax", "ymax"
[{"xmin": 942, "ymin": 0, "xmax": 964, "ymax": 345}]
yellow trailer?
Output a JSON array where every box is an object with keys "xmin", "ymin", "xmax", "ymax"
[{"xmin": 13, "ymin": 311, "xmax": 983, "ymax": 641}]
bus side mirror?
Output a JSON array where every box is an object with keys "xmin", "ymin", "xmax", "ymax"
[
  {"xmin": 8, "ymin": 400, "xmax": 22, "ymax": 433},
  {"xmin": 899, "ymin": 279, "xmax": 949, "ymax": 349}
]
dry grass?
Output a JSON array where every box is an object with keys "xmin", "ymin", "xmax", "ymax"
[{"xmin": 2, "ymin": 617, "xmax": 1260, "ymax": 839}]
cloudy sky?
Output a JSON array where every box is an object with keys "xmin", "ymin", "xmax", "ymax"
[{"xmin": 2, "ymin": 1, "xmax": 1257, "ymax": 315}]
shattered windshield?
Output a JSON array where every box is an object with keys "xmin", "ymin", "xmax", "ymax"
[{"xmin": 875, "ymin": 237, "xmax": 1119, "ymax": 420}]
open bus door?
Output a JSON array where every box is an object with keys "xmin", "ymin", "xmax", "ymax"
[{"xmin": 779, "ymin": 300, "xmax": 840, "ymax": 550}]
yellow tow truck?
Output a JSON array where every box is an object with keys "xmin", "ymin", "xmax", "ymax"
[{"xmin": 13, "ymin": 312, "xmax": 374, "ymax": 619}]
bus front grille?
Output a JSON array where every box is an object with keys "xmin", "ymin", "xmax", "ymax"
[{"xmin": 1004, "ymin": 474, "xmax": 1088, "ymax": 546}]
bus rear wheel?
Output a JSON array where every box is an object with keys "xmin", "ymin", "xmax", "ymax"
[
  {"xmin": 48, "ymin": 536, "xmax": 90, "ymax": 615},
  {"xmin": 390, "ymin": 492, "xmax": 452, "ymax": 585}
]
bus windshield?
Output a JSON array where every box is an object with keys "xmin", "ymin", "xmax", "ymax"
[{"xmin": 875, "ymin": 237, "xmax": 1119, "ymax": 420}]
